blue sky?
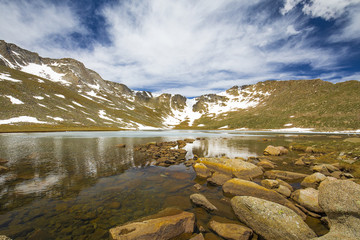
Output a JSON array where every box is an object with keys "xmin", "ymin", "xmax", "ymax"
[{"xmin": 0, "ymin": 0, "xmax": 359, "ymax": 97}]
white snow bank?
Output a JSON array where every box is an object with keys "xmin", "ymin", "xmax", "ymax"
[
  {"xmin": 21, "ymin": 63, "xmax": 67, "ymax": 84},
  {"xmin": 6, "ymin": 95, "xmax": 23, "ymax": 104},
  {"xmin": 0, "ymin": 116, "xmax": 47, "ymax": 125},
  {"xmin": 0, "ymin": 73, "xmax": 21, "ymax": 82}
]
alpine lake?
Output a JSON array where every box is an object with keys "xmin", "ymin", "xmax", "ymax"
[{"xmin": 0, "ymin": 130, "xmax": 358, "ymax": 239}]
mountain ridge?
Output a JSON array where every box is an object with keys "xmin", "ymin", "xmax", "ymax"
[{"xmin": 0, "ymin": 40, "xmax": 359, "ymax": 132}]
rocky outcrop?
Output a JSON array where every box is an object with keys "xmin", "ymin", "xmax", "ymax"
[
  {"xmin": 190, "ymin": 194, "xmax": 217, "ymax": 211},
  {"xmin": 263, "ymin": 145, "xmax": 288, "ymax": 156},
  {"xmin": 197, "ymin": 158, "xmax": 263, "ymax": 180},
  {"xmin": 209, "ymin": 220, "xmax": 253, "ymax": 240},
  {"xmin": 291, "ymin": 188, "xmax": 324, "ymax": 213},
  {"xmin": 223, "ymin": 178, "xmax": 305, "ymax": 219},
  {"xmin": 231, "ymin": 196, "xmax": 316, "ymax": 240},
  {"xmin": 193, "ymin": 163, "xmax": 212, "ymax": 178},
  {"xmin": 313, "ymin": 180, "xmax": 360, "ymax": 240},
  {"xmin": 264, "ymin": 170, "xmax": 308, "ymax": 180},
  {"xmin": 109, "ymin": 208, "xmax": 195, "ymax": 240},
  {"xmin": 301, "ymin": 172, "xmax": 326, "ymax": 189}
]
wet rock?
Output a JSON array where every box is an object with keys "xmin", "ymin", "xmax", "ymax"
[
  {"xmin": 193, "ymin": 163, "xmax": 212, "ymax": 178},
  {"xmin": 261, "ymin": 179, "xmax": 279, "ymax": 189},
  {"xmin": 231, "ymin": 196, "xmax": 316, "ymax": 240},
  {"xmin": 190, "ymin": 233, "xmax": 205, "ymax": 240},
  {"xmin": 264, "ymin": 170, "xmax": 308, "ymax": 180},
  {"xmin": 193, "ymin": 183, "xmax": 202, "ymax": 190},
  {"xmin": 294, "ymin": 158, "xmax": 305, "ymax": 166},
  {"xmin": 109, "ymin": 208, "xmax": 195, "ymax": 240},
  {"xmin": 207, "ymin": 172, "xmax": 232, "ymax": 186},
  {"xmin": 256, "ymin": 160, "xmax": 275, "ymax": 169},
  {"xmin": 184, "ymin": 138, "xmax": 195, "ymax": 143},
  {"xmin": 209, "ymin": 220, "xmax": 253, "ymax": 240},
  {"xmin": 291, "ymin": 188, "xmax": 324, "ymax": 213},
  {"xmin": 115, "ymin": 144, "xmax": 126, "ymax": 148},
  {"xmin": 190, "ymin": 194, "xmax": 217, "ymax": 211},
  {"xmin": 311, "ymin": 164, "xmax": 339, "ymax": 176},
  {"xmin": 223, "ymin": 178, "xmax": 306, "ymax": 219},
  {"xmin": 263, "ymin": 145, "xmax": 288, "ymax": 156},
  {"xmin": 276, "ymin": 185, "xmax": 291, "ymax": 197},
  {"xmin": 313, "ymin": 179, "xmax": 360, "ymax": 240},
  {"xmin": 277, "ymin": 178, "xmax": 294, "ymax": 192},
  {"xmin": 198, "ymin": 157, "xmax": 263, "ymax": 180},
  {"xmin": 301, "ymin": 172, "xmax": 327, "ymax": 189}
]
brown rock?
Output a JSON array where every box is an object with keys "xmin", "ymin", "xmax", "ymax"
[
  {"xmin": 264, "ymin": 170, "xmax": 308, "ymax": 180},
  {"xmin": 207, "ymin": 172, "xmax": 232, "ymax": 186},
  {"xmin": 301, "ymin": 172, "xmax": 326, "ymax": 189},
  {"xmin": 190, "ymin": 194, "xmax": 217, "ymax": 211},
  {"xmin": 209, "ymin": 220, "xmax": 253, "ymax": 240},
  {"xmin": 109, "ymin": 208, "xmax": 195, "ymax": 240},
  {"xmin": 291, "ymin": 188, "xmax": 324, "ymax": 213},
  {"xmin": 276, "ymin": 185, "xmax": 291, "ymax": 197},
  {"xmin": 189, "ymin": 233, "xmax": 204, "ymax": 240},
  {"xmin": 261, "ymin": 179, "xmax": 279, "ymax": 189},
  {"xmin": 223, "ymin": 178, "xmax": 306, "ymax": 219},
  {"xmin": 193, "ymin": 163, "xmax": 212, "ymax": 178},
  {"xmin": 263, "ymin": 145, "xmax": 288, "ymax": 156},
  {"xmin": 257, "ymin": 160, "xmax": 275, "ymax": 169}
]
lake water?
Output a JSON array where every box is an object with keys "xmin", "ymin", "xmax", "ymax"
[{"xmin": 0, "ymin": 130, "xmax": 333, "ymax": 239}]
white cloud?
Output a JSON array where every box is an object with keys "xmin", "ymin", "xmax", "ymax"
[
  {"xmin": 302, "ymin": 0, "xmax": 360, "ymax": 20},
  {"xmin": 280, "ymin": 0, "xmax": 302, "ymax": 15}
]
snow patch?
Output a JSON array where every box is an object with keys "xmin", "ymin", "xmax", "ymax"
[
  {"xmin": 0, "ymin": 73, "xmax": 21, "ymax": 82},
  {"xmin": 6, "ymin": 95, "xmax": 23, "ymax": 104},
  {"xmin": 163, "ymin": 98, "xmax": 202, "ymax": 127},
  {"xmin": 21, "ymin": 63, "xmax": 67, "ymax": 84},
  {"xmin": 47, "ymin": 116, "xmax": 64, "ymax": 121},
  {"xmin": 33, "ymin": 96, "xmax": 44, "ymax": 100},
  {"xmin": 72, "ymin": 101, "xmax": 85, "ymax": 108},
  {"xmin": 0, "ymin": 116, "xmax": 48, "ymax": 125},
  {"xmin": 98, "ymin": 110, "xmax": 115, "ymax": 122},
  {"xmin": 86, "ymin": 91, "xmax": 111, "ymax": 102},
  {"xmin": 54, "ymin": 94, "xmax": 65, "ymax": 98},
  {"xmin": 38, "ymin": 104, "xmax": 47, "ymax": 108},
  {"xmin": 0, "ymin": 55, "xmax": 15, "ymax": 68},
  {"xmin": 218, "ymin": 125, "xmax": 229, "ymax": 129},
  {"xmin": 284, "ymin": 123, "xmax": 293, "ymax": 127},
  {"xmin": 87, "ymin": 118, "xmax": 96, "ymax": 123}
]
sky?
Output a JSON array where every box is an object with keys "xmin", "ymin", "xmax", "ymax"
[{"xmin": 0, "ymin": 0, "xmax": 359, "ymax": 97}]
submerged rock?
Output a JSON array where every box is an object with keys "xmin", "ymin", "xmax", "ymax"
[
  {"xmin": 313, "ymin": 179, "xmax": 360, "ymax": 240},
  {"xmin": 264, "ymin": 170, "xmax": 308, "ymax": 180},
  {"xmin": 193, "ymin": 163, "xmax": 212, "ymax": 178},
  {"xmin": 197, "ymin": 157, "xmax": 263, "ymax": 180},
  {"xmin": 231, "ymin": 196, "xmax": 316, "ymax": 240},
  {"xmin": 263, "ymin": 145, "xmax": 288, "ymax": 156},
  {"xmin": 207, "ymin": 172, "xmax": 232, "ymax": 186},
  {"xmin": 109, "ymin": 208, "xmax": 195, "ymax": 240},
  {"xmin": 189, "ymin": 233, "xmax": 205, "ymax": 240},
  {"xmin": 223, "ymin": 178, "xmax": 306, "ymax": 219},
  {"xmin": 209, "ymin": 220, "xmax": 253, "ymax": 240},
  {"xmin": 291, "ymin": 188, "xmax": 324, "ymax": 213},
  {"xmin": 190, "ymin": 194, "xmax": 217, "ymax": 211}
]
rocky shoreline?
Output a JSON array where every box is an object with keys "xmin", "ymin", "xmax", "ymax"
[{"xmin": 110, "ymin": 139, "xmax": 360, "ymax": 240}]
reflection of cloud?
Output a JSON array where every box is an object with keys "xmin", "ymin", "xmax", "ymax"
[{"xmin": 14, "ymin": 174, "xmax": 63, "ymax": 194}]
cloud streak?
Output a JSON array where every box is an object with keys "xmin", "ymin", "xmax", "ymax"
[{"xmin": 0, "ymin": 0, "xmax": 359, "ymax": 97}]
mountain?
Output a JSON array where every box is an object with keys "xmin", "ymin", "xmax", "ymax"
[{"xmin": 0, "ymin": 40, "xmax": 359, "ymax": 132}]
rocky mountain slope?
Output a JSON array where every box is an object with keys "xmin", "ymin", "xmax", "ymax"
[{"xmin": 0, "ymin": 40, "xmax": 359, "ymax": 132}]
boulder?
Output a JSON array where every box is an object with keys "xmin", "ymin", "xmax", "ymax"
[
  {"xmin": 231, "ymin": 196, "xmax": 316, "ymax": 240},
  {"xmin": 311, "ymin": 164, "xmax": 339, "ymax": 176},
  {"xmin": 264, "ymin": 170, "xmax": 308, "ymax": 180},
  {"xmin": 190, "ymin": 194, "xmax": 217, "ymax": 211},
  {"xmin": 207, "ymin": 172, "xmax": 232, "ymax": 186},
  {"xmin": 301, "ymin": 172, "xmax": 326, "ymax": 189},
  {"xmin": 313, "ymin": 180, "xmax": 360, "ymax": 240},
  {"xmin": 277, "ymin": 178, "xmax": 294, "ymax": 192},
  {"xmin": 261, "ymin": 179, "xmax": 279, "ymax": 189},
  {"xmin": 209, "ymin": 220, "xmax": 253, "ymax": 240},
  {"xmin": 197, "ymin": 158, "xmax": 263, "ymax": 180},
  {"xmin": 256, "ymin": 160, "xmax": 275, "ymax": 169},
  {"xmin": 291, "ymin": 188, "xmax": 324, "ymax": 213},
  {"xmin": 223, "ymin": 178, "xmax": 306, "ymax": 219},
  {"xmin": 109, "ymin": 208, "xmax": 195, "ymax": 240},
  {"xmin": 193, "ymin": 163, "xmax": 212, "ymax": 178},
  {"xmin": 263, "ymin": 145, "xmax": 288, "ymax": 156},
  {"xmin": 276, "ymin": 185, "xmax": 291, "ymax": 197}
]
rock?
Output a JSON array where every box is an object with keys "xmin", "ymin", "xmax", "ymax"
[
  {"xmin": 313, "ymin": 180, "xmax": 360, "ymax": 240},
  {"xmin": 223, "ymin": 178, "xmax": 306, "ymax": 219},
  {"xmin": 207, "ymin": 172, "xmax": 232, "ymax": 186},
  {"xmin": 184, "ymin": 138, "xmax": 195, "ymax": 143},
  {"xmin": 256, "ymin": 160, "xmax": 275, "ymax": 169},
  {"xmin": 276, "ymin": 178, "xmax": 294, "ymax": 192},
  {"xmin": 0, "ymin": 158, "xmax": 8, "ymax": 164},
  {"xmin": 276, "ymin": 185, "xmax": 291, "ymax": 197},
  {"xmin": 197, "ymin": 157, "xmax": 263, "ymax": 180},
  {"xmin": 0, "ymin": 236, "xmax": 11, "ymax": 240},
  {"xmin": 209, "ymin": 220, "xmax": 253, "ymax": 240},
  {"xmin": 189, "ymin": 233, "xmax": 204, "ymax": 240},
  {"xmin": 311, "ymin": 164, "xmax": 339, "ymax": 176},
  {"xmin": 294, "ymin": 159, "xmax": 305, "ymax": 166},
  {"xmin": 115, "ymin": 144, "xmax": 126, "ymax": 148},
  {"xmin": 344, "ymin": 137, "xmax": 360, "ymax": 143},
  {"xmin": 190, "ymin": 194, "xmax": 217, "ymax": 211},
  {"xmin": 291, "ymin": 188, "xmax": 324, "ymax": 213},
  {"xmin": 0, "ymin": 166, "xmax": 8, "ymax": 173},
  {"xmin": 193, "ymin": 163, "xmax": 212, "ymax": 178},
  {"xmin": 264, "ymin": 170, "xmax": 308, "ymax": 180},
  {"xmin": 193, "ymin": 183, "xmax": 202, "ymax": 190},
  {"xmin": 263, "ymin": 145, "xmax": 288, "ymax": 156},
  {"xmin": 301, "ymin": 172, "xmax": 327, "ymax": 189},
  {"xmin": 261, "ymin": 179, "xmax": 279, "ymax": 189},
  {"xmin": 231, "ymin": 196, "xmax": 316, "ymax": 240},
  {"xmin": 109, "ymin": 208, "xmax": 195, "ymax": 240}
]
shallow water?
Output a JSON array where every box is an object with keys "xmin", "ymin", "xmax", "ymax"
[{"xmin": 0, "ymin": 130, "xmax": 334, "ymax": 239}]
